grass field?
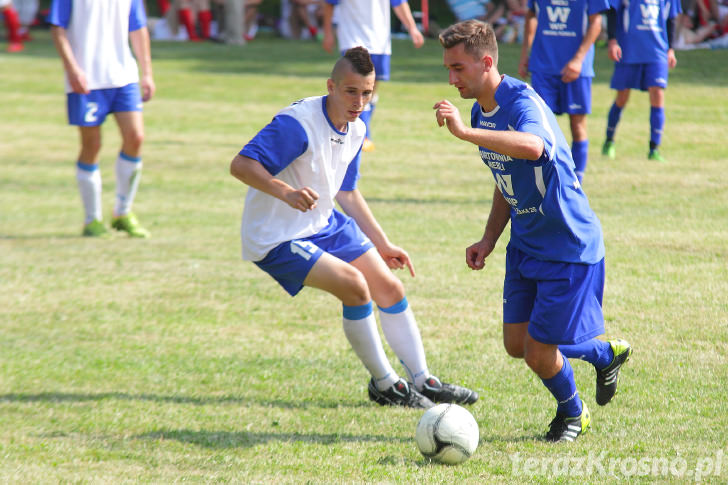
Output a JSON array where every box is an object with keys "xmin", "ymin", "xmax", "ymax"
[{"xmin": 1, "ymin": 31, "xmax": 727, "ymax": 484}]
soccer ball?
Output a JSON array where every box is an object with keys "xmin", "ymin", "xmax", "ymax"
[{"xmin": 415, "ymin": 403, "xmax": 479, "ymax": 465}]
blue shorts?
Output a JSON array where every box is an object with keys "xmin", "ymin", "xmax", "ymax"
[
  {"xmin": 254, "ymin": 209, "xmax": 375, "ymax": 296},
  {"xmin": 370, "ymin": 54, "xmax": 391, "ymax": 81},
  {"xmin": 503, "ymin": 244, "xmax": 605, "ymax": 345},
  {"xmin": 610, "ymin": 62, "xmax": 668, "ymax": 91},
  {"xmin": 67, "ymin": 83, "xmax": 142, "ymax": 126},
  {"xmin": 530, "ymin": 72, "xmax": 592, "ymax": 115}
]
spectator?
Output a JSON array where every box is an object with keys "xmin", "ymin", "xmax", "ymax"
[
  {"xmin": 1, "ymin": 0, "xmax": 24, "ymax": 52},
  {"xmin": 177, "ymin": 0, "xmax": 213, "ymax": 41}
]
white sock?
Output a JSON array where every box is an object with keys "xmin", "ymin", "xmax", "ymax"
[
  {"xmin": 342, "ymin": 302, "xmax": 398, "ymax": 391},
  {"xmin": 114, "ymin": 152, "xmax": 142, "ymax": 217},
  {"xmin": 378, "ymin": 298, "xmax": 430, "ymax": 390},
  {"xmin": 76, "ymin": 162, "xmax": 102, "ymax": 224}
]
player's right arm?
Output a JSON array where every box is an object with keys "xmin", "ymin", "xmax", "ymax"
[
  {"xmin": 519, "ymin": 9, "xmax": 537, "ymax": 79},
  {"xmin": 466, "ymin": 187, "xmax": 511, "ymax": 270},
  {"xmin": 50, "ymin": 26, "xmax": 88, "ymax": 94},
  {"xmin": 392, "ymin": 1, "xmax": 425, "ymax": 48},
  {"xmin": 230, "ymin": 155, "xmax": 319, "ymax": 212},
  {"xmin": 231, "ymin": 113, "xmax": 316, "ymax": 212},
  {"xmin": 434, "ymin": 99, "xmax": 545, "ymax": 160}
]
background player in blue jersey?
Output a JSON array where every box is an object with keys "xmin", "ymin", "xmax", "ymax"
[
  {"xmin": 321, "ymin": 0, "xmax": 424, "ymax": 152},
  {"xmin": 48, "ymin": 0, "xmax": 154, "ymax": 238},
  {"xmin": 518, "ymin": 0, "xmax": 608, "ymax": 183},
  {"xmin": 230, "ymin": 47, "xmax": 477, "ymax": 409},
  {"xmin": 435, "ymin": 20, "xmax": 632, "ymax": 442},
  {"xmin": 602, "ymin": 0, "xmax": 681, "ymax": 162}
]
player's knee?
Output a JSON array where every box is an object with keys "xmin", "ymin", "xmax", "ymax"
[
  {"xmin": 523, "ymin": 348, "xmax": 554, "ymax": 375},
  {"xmin": 381, "ymin": 275, "xmax": 405, "ymax": 302},
  {"xmin": 124, "ymin": 130, "xmax": 144, "ymax": 152},
  {"xmin": 81, "ymin": 138, "xmax": 102, "ymax": 157},
  {"xmin": 503, "ymin": 339, "xmax": 524, "ymax": 359},
  {"xmin": 523, "ymin": 351, "xmax": 542, "ymax": 373},
  {"xmin": 341, "ymin": 267, "xmax": 370, "ymax": 306}
]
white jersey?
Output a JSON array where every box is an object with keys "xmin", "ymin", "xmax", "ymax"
[
  {"xmin": 240, "ymin": 96, "xmax": 367, "ymax": 261},
  {"xmin": 332, "ymin": 0, "xmax": 399, "ymax": 55},
  {"xmin": 48, "ymin": 0, "xmax": 147, "ymax": 93}
]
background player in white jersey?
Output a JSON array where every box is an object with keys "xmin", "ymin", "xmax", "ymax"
[
  {"xmin": 48, "ymin": 0, "xmax": 154, "ymax": 238},
  {"xmin": 230, "ymin": 47, "xmax": 477, "ymax": 409},
  {"xmin": 435, "ymin": 20, "xmax": 631, "ymax": 442},
  {"xmin": 321, "ymin": 0, "xmax": 424, "ymax": 152},
  {"xmin": 518, "ymin": 0, "xmax": 608, "ymax": 183},
  {"xmin": 602, "ymin": 0, "xmax": 680, "ymax": 162}
]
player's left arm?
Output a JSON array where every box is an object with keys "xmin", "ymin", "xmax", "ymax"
[
  {"xmin": 130, "ymin": 27, "xmax": 155, "ymax": 102},
  {"xmin": 561, "ymin": 12, "xmax": 602, "ymax": 83},
  {"xmin": 666, "ymin": 13, "xmax": 678, "ymax": 68},
  {"xmin": 433, "ymin": 99, "xmax": 545, "ymax": 160},
  {"xmin": 392, "ymin": 1, "xmax": 424, "ymax": 48},
  {"xmin": 335, "ymin": 189, "xmax": 416, "ymax": 277}
]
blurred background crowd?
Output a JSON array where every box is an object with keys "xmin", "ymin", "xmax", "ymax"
[{"xmin": 3, "ymin": 0, "xmax": 728, "ymax": 52}]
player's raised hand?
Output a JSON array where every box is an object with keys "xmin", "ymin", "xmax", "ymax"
[
  {"xmin": 465, "ymin": 238, "xmax": 494, "ymax": 270},
  {"xmin": 286, "ymin": 186, "xmax": 320, "ymax": 212},
  {"xmin": 379, "ymin": 244, "xmax": 416, "ymax": 277},
  {"xmin": 434, "ymin": 100, "xmax": 466, "ymax": 138},
  {"xmin": 607, "ymin": 39, "xmax": 622, "ymax": 62}
]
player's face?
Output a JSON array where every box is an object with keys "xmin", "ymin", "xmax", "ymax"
[
  {"xmin": 443, "ymin": 44, "xmax": 490, "ymax": 100},
  {"xmin": 326, "ymin": 69, "xmax": 376, "ymax": 128}
]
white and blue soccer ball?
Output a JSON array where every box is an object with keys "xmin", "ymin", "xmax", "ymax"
[{"xmin": 415, "ymin": 403, "xmax": 479, "ymax": 465}]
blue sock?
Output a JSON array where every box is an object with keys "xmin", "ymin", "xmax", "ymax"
[
  {"xmin": 571, "ymin": 140, "xmax": 588, "ymax": 183},
  {"xmin": 650, "ymin": 106, "xmax": 665, "ymax": 148},
  {"xmin": 541, "ymin": 355, "xmax": 582, "ymax": 417},
  {"xmin": 559, "ymin": 339, "xmax": 614, "ymax": 369},
  {"xmin": 606, "ymin": 102, "xmax": 623, "ymax": 141}
]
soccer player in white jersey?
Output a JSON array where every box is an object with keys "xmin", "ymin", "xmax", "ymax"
[
  {"xmin": 518, "ymin": 0, "xmax": 609, "ymax": 183},
  {"xmin": 48, "ymin": 0, "xmax": 154, "ymax": 237},
  {"xmin": 321, "ymin": 0, "xmax": 424, "ymax": 152},
  {"xmin": 435, "ymin": 20, "xmax": 631, "ymax": 442},
  {"xmin": 230, "ymin": 47, "xmax": 477, "ymax": 409},
  {"xmin": 602, "ymin": 0, "xmax": 681, "ymax": 162}
]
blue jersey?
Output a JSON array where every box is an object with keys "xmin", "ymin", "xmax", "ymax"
[
  {"xmin": 528, "ymin": 0, "xmax": 609, "ymax": 77},
  {"xmin": 471, "ymin": 75, "xmax": 604, "ymax": 264},
  {"xmin": 610, "ymin": 0, "xmax": 681, "ymax": 63}
]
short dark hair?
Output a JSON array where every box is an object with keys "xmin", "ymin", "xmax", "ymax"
[
  {"xmin": 331, "ymin": 46, "xmax": 375, "ymax": 81},
  {"xmin": 439, "ymin": 20, "xmax": 498, "ymax": 65}
]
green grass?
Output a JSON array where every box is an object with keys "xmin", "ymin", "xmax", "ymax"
[{"xmin": 1, "ymin": 32, "xmax": 727, "ymax": 483}]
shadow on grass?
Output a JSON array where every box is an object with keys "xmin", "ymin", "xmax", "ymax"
[
  {"xmin": 0, "ymin": 391, "xmax": 369, "ymax": 409},
  {"xmin": 135, "ymin": 428, "xmax": 410, "ymax": 448}
]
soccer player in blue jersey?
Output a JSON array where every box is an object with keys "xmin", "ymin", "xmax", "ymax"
[
  {"xmin": 518, "ymin": 0, "xmax": 608, "ymax": 183},
  {"xmin": 602, "ymin": 0, "xmax": 681, "ymax": 161},
  {"xmin": 230, "ymin": 47, "xmax": 477, "ymax": 409},
  {"xmin": 321, "ymin": 0, "xmax": 424, "ymax": 152},
  {"xmin": 435, "ymin": 20, "xmax": 632, "ymax": 442},
  {"xmin": 48, "ymin": 0, "xmax": 154, "ymax": 237}
]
